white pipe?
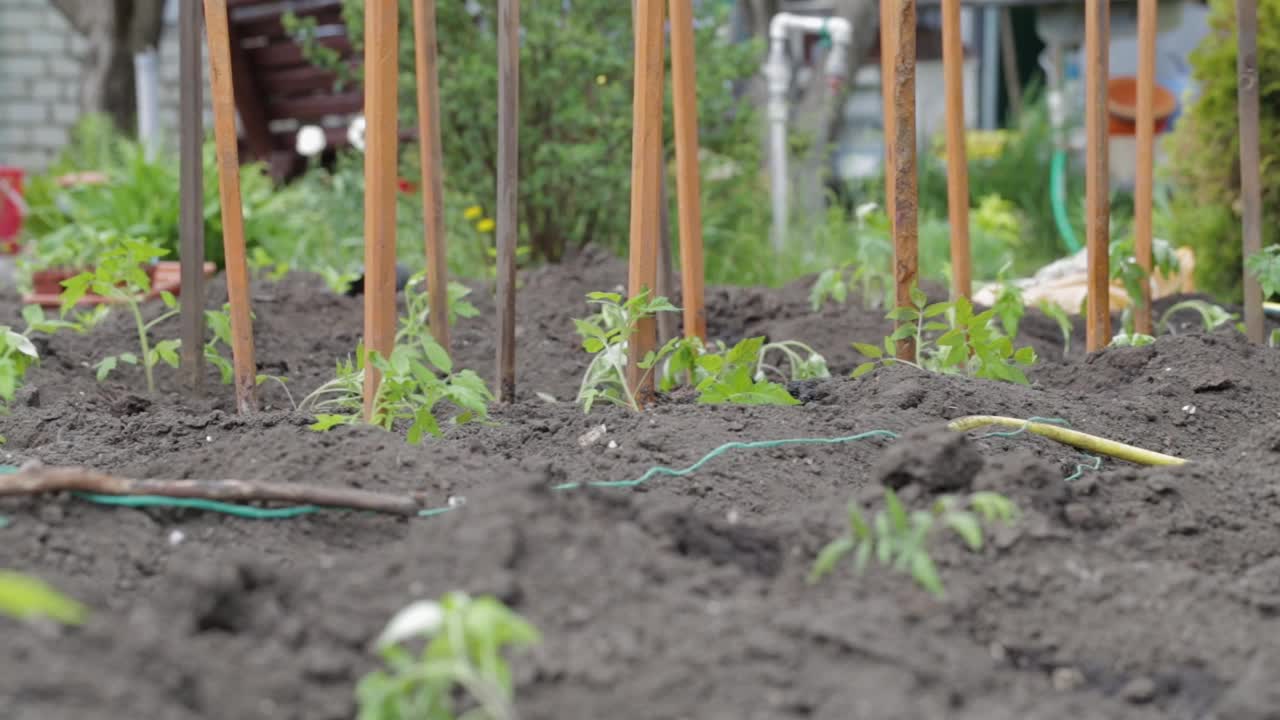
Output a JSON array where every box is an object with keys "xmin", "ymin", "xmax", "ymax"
[
  {"xmin": 134, "ymin": 48, "xmax": 160, "ymax": 159},
  {"xmin": 764, "ymin": 12, "xmax": 852, "ymax": 252}
]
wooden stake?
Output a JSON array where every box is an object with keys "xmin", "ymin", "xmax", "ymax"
[
  {"xmin": 669, "ymin": 0, "xmax": 706, "ymax": 342},
  {"xmin": 204, "ymin": 0, "xmax": 257, "ymax": 413},
  {"xmin": 495, "ymin": 0, "xmax": 520, "ymax": 402},
  {"xmin": 880, "ymin": 0, "xmax": 896, "ymax": 236},
  {"xmin": 1133, "ymin": 0, "xmax": 1157, "ymax": 336},
  {"xmin": 413, "ymin": 0, "xmax": 451, "ymax": 353},
  {"xmin": 626, "ymin": 0, "xmax": 666, "ymax": 407},
  {"xmin": 891, "ymin": 0, "xmax": 918, "ymax": 361},
  {"xmin": 180, "ymin": 0, "xmax": 206, "ymax": 392},
  {"xmin": 656, "ymin": 165, "xmax": 677, "ymax": 345},
  {"xmin": 1084, "ymin": 0, "xmax": 1111, "ymax": 352},
  {"xmin": 1237, "ymin": 0, "xmax": 1264, "ymax": 343},
  {"xmin": 941, "ymin": 0, "xmax": 971, "ymax": 301},
  {"xmin": 362, "ymin": 0, "xmax": 399, "ymax": 420}
]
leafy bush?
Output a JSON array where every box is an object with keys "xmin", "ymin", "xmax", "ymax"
[
  {"xmin": 302, "ymin": 0, "xmax": 762, "ymax": 265},
  {"xmin": 1164, "ymin": 0, "xmax": 1280, "ymax": 300}
]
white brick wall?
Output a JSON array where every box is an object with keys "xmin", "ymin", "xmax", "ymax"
[{"xmin": 0, "ymin": 0, "xmax": 213, "ymax": 173}]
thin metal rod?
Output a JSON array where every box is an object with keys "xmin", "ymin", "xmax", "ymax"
[
  {"xmin": 1133, "ymin": 0, "xmax": 1157, "ymax": 335},
  {"xmin": 413, "ymin": 0, "xmax": 451, "ymax": 353},
  {"xmin": 180, "ymin": 0, "xmax": 206, "ymax": 392},
  {"xmin": 626, "ymin": 0, "xmax": 666, "ymax": 407},
  {"xmin": 669, "ymin": 0, "xmax": 706, "ymax": 342},
  {"xmin": 892, "ymin": 0, "xmax": 919, "ymax": 361},
  {"xmin": 942, "ymin": 0, "xmax": 971, "ymax": 301},
  {"xmin": 1237, "ymin": 0, "xmax": 1264, "ymax": 343},
  {"xmin": 204, "ymin": 0, "xmax": 257, "ymax": 413},
  {"xmin": 1084, "ymin": 0, "xmax": 1111, "ymax": 351},
  {"xmin": 495, "ymin": 0, "xmax": 520, "ymax": 401},
  {"xmin": 361, "ymin": 0, "xmax": 399, "ymax": 420}
]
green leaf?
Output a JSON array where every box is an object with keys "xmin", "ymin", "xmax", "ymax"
[
  {"xmin": 889, "ymin": 324, "xmax": 918, "ymax": 342},
  {"xmin": 945, "ymin": 512, "xmax": 984, "ymax": 551},
  {"xmin": 851, "ymin": 362, "xmax": 877, "ymax": 378},
  {"xmin": 1013, "ymin": 346, "xmax": 1037, "ymax": 365},
  {"xmin": 423, "ymin": 339, "xmax": 453, "ymax": 373},
  {"xmin": 910, "ymin": 551, "xmax": 945, "ymax": 597},
  {"xmin": 885, "ymin": 307, "xmax": 920, "ymax": 322},
  {"xmin": 853, "ymin": 540, "xmax": 872, "ymax": 573},
  {"xmin": 922, "ymin": 301, "xmax": 952, "ymax": 318},
  {"xmin": 0, "ymin": 571, "xmax": 87, "ymax": 625},
  {"xmin": 95, "ymin": 356, "xmax": 118, "ymax": 381},
  {"xmin": 847, "ymin": 502, "xmax": 871, "ymax": 540},
  {"xmin": 155, "ymin": 340, "xmax": 181, "ymax": 368},
  {"xmin": 159, "ymin": 291, "xmax": 178, "ymax": 309},
  {"xmin": 884, "ymin": 488, "xmax": 909, "ymax": 533},
  {"xmin": 119, "ymin": 353, "xmax": 138, "ymax": 365},
  {"xmin": 851, "ymin": 342, "xmax": 883, "ymax": 360},
  {"xmin": 58, "ymin": 273, "xmax": 94, "ymax": 316},
  {"xmin": 808, "ymin": 535, "xmax": 854, "ymax": 583},
  {"xmin": 310, "ymin": 414, "xmax": 353, "ymax": 432},
  {"xmin": 909, "ymin": 285, "xmax": 928, "ymax": 308}
]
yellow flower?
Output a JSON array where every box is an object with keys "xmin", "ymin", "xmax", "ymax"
[
  {"xmin": 596, "ymin": 74, "xmax": 608, "ymax": 86},
  {"xmin": 463, "ymin": 205, "xmax": 483, "ymax": 220},
  {"xmin": 476, "ymin": 218, "xmax": 496, "ymax": 233}
]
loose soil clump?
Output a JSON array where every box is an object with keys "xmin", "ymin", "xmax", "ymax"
[{"xmin": 2, "ymin": 250, "xmax": 1278, "ymax": 719}]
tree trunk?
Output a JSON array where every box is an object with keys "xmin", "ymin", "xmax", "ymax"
[{"xmin": 47, "ymin": 0, "xmax": 168, "ymax": 135}]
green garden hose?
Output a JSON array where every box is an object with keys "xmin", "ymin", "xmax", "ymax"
[
  {"xmin": 1051, "ymin": 150, "xmax": 1082, "ymax": 254},
  {"xmin": 0, "ymin": 415, "xmax": 1187, "ymax": 522}
]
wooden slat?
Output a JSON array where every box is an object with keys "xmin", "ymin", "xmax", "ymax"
[
  {"xmin": 1084, "ymin": 0, "xmax": 1111, "ymax": 351},
  {"xmin": 268, "ymin": 91, "xmax": 364, "ymax": 120},
  {"xmin": 942, "ymin": 0, "xmax": 971, "ymax": 301},
  {"xmin": 249, "ymin": 35, "xmax": 351, "ymax": 69},
  {"xmin": 495, "ymin": 0, "xmax": 520, "ymax": 402},
  {"xmin": 180, "ymin": 0, "xmax": 206, "ymax": 393},
  {"xmin": 891, "ymin": 0, "xmax": 919, "ymax": 362},
  {"xmin": 1133, "ymin": 0, "xmax": 1156, "ymax": 335},
  {"xmin": 413, "ymin": 0, "xmax": 451, "ymax": 353},
  {"xmin": 669, "ymin": 0, "xmax": 706, "ymax": 342}
]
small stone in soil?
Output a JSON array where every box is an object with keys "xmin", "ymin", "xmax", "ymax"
[
  {"xmin": 1120, "ymin": 676, "xmax": 1158, "ymax": 704},
  {"xmin": 1052, "ymin": 666, "xmax": 1086, "ymax": 692}
]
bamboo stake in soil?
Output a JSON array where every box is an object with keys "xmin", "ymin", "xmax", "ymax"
[
  {"xmin": 941, "ymin": 0, "xmax": 971, "ymax": 301},
  {"xmin": 0, "ymin": 462, "xmax": 427, "ymax": 516},
  {"xmin": 413, "ymin": 0, "xmax": 451, "ymax": 354},
  {"xmin": 626, "ymin": 0, "xmax": 666, "ymax": 407},
  {"xmin": 1237, "ymin": 0, "xmax": 1264, "ymax": 344},
  {"xmin": 1132, "ymin": 0, "xmax": 1157, "ymax": 336},
  {"xmin": 1084, "ymin": 0, "xmax": 1111, "ymax": 351},
  {"xmin": 179, "ymin": 0, "xmax": 205, "ymax": 392},
  {"xmin": 669, "ymin": 0, "xmax": 707, "ymax": 342},
  {"xmin": 362, "ymin": 0, "xmax": 400, "ymax": 421},
  {"xmin": 204, "ymin": 0, "xmax": 257, "ymax": 413},
  {"xmin": 879, "ymin": 0, "xmax": 897, "ymax": 240},
  {"xmin": 891, "ymin": 0, "xmax": 919, "ymax": 361},
  {"xmin": 495, "ymin": 0, "xmax": 520, "ymax": 402}
]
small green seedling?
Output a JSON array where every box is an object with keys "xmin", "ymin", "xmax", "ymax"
[
  {"xmin": 1111, "ymin": 235, "xmax": 1180, "ymax": 334},
  {"xmin": 663, "ymin": 336, "xmax": 801, "ymax": 406},
  {"xmin": 204, "ymin": 304, "xmax": 294, "ymax": 407},
  {"xmin": 0, "ymin": 570, "xmax": 87, "ymax": 625},
  {"xmin": 574, "ymin": 290, "xmax": 682, "ymax": 413},
  {"xmin": 356, "ymin": 592, "xmax": 539, "ymax": 720},
  {"xmin": 59, "ymin": 237, "xmax": 180, "ymax": 393},
  {"xmin": 809, "ymin": 489, "xmax": 1019, "ymax": 597},
  {"xmin": 852, "ymin": 287, "xmax": 1037, "ymax": 385},
  {"xmin": 1108, "ymin": 331, "xmax": 1156, "ymax": 348},
  {"xmin": 301, "ymin": 338, "xmax": 491, "ymax": 444},
  {"xmin": 1037, "ymin": 299, "xmax": 1073, "ymax": 358},
  {"xmin": 1158, "ymin": 299, "xmax": 1235, "ymax": 335},
  {"xmin": 0, "ymin": 327, "xmax": 38, "ymax": 408}
]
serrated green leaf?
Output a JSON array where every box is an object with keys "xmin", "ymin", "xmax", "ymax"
[
  {"xmin": 1013, "ymin": 346, "xmax": 1037, "ymax": 365},
  {"xmin": 922, "ymin": 301, "xmax": 952, "ymax": 318},
  {"xmin": 889, "ymin": 324, "xmax": 918, "ymax": 342},
  {"xmin": 423, "ymin": 339, "xmax": 453, "ymax": 373},
  {"xmin": 886, "ymin": 307, "xmax": 920, "ymax": 322},
  {"xmin": 851, "ymin": 342, "xmax": 883, "ymax": 359},
  {"xmin": 310, "ymin": 414, "xmax": 352, "ymax": 432},
  {"xmin": 910, "ymin": 286, "xmax": 927, "ymax": 308}
]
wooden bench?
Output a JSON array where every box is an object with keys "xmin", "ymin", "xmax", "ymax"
[{"xmin": 225, "ymin": 0, "xmax": 411, "ymax": 181}]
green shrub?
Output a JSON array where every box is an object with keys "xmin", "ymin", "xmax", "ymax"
[
  {"xmin": 301, "ymin": 0, "xmax": 762, "ymax": 264},
  {"xmin": 1164, "ymin": 0, "xmax": 1280, "ymax": 300}
]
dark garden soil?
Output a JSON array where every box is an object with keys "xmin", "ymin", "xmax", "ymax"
[{"xmin": 3, "ymin": 247, "xmax": 1280, "ymax": 720}]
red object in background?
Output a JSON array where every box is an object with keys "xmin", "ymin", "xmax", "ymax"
[
  {"xmin": 397, "ymin": 177, "xmax": 417, "ymax": 194},
  {"xmin": 0, "ymin": 166, "xmax": 25, "ymax": 254},
  {"xmin": 1107, "ymin": 76, "xmax": 1178, "ymax": 136}
]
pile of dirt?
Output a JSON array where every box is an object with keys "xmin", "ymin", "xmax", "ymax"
[{"xmin": 2, "ymin": 253, "xmax": 1278, "ymax": 720}]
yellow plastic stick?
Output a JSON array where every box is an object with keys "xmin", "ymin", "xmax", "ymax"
[{"xmin": 947, "ymin": 415, "xmax": 1186, "ymax": 466}]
